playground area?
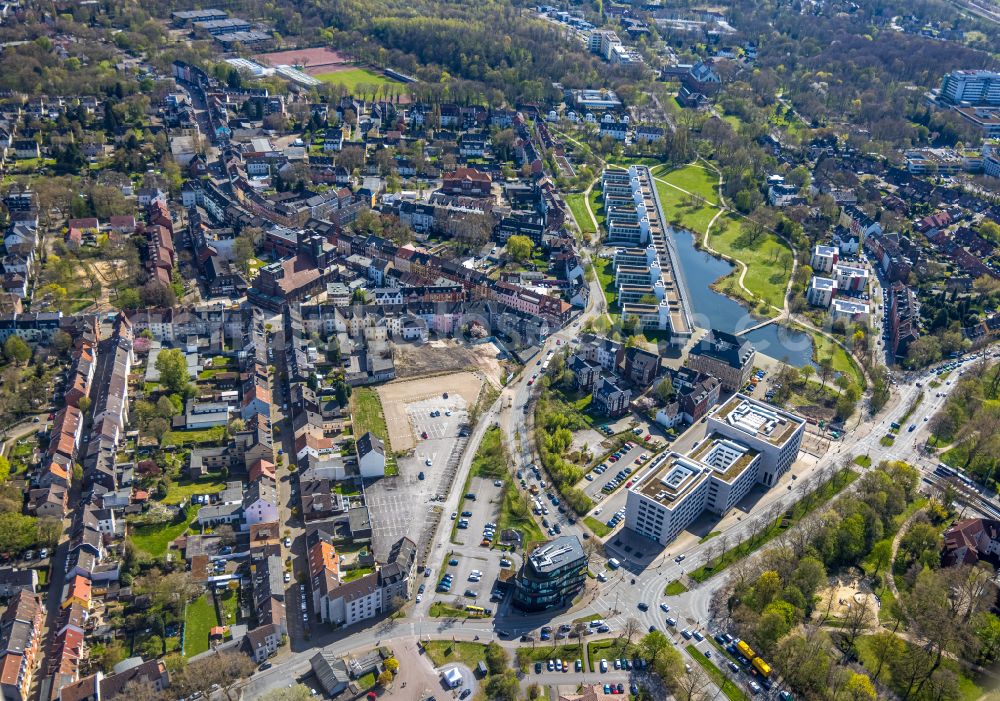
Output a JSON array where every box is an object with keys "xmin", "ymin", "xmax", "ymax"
[{"xmin": 814, "ymin": 578, "xmax": 880, "ymax": 625}]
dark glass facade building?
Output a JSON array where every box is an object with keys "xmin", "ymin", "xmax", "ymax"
[{"xmin": 512, "ymin": 536, "xmax": 587, "ymax": 612}]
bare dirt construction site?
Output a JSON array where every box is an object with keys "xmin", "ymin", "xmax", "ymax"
[
  {"xmin": 377, "ymin": 372, "xmax": 484, "ymax": 452},
  {"xmin": 813, "ymin": 579, "xmax": 880, "ymax": 625},
  {"xmin": 394, "ymin": 339, "xmax": 510, "ymax": 388}
]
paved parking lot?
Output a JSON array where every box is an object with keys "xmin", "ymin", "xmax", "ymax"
[
  {"xmin": 452, "ymin": 476, "xmax": 502, "ymax": 547},
  {"xmin": 580, "ymin": 441, "xmax": 644, "ymax": 501},
  {"xmin": 366, "ymin": 399, "xmax": 470, "ymax": 561},
  {"xmin": 434, "ymin": 549, "xmax": 502, "ymax": 609}
]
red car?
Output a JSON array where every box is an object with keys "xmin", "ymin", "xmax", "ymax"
[
  {"xmin": 421, "ymin": 432, "xmax": 428, "ymax": 439},
  {"xmin": 645, "ymin": 434, "xmax": 653, "ymax": 442}
]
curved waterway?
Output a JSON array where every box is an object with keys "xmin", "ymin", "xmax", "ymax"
[{"xmin": 671, "ymin": 229, "xmax": 817, "ymax": 368}]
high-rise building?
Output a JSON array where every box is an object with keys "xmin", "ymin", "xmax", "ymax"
[
  {"xmin": 940, "ymin": 70, "xmax": 1000, "ymax": 106},
  {"xmin": 512, "ymin": 536, "xmax": 587, "ymax": 612}
]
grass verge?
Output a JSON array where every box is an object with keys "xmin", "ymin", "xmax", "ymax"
[
  {"xmin": 687, "ymin": 645, "xmax": 749, "ymax": 701},
  {"xmin": 584, "ymin": 516, "xmax": 613, "ymax": 538},
  {"xmin": 664, "ymin": 580, "xmax": 688, "ymax": 595}
]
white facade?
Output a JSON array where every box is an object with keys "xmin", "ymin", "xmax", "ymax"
[
  {"xmin": 810, "ymin": 245, "xmax": 838, "ymax": 273},
  {"xmin": 707, "ymin": 396, "xmax": 805, "ymax": 487},
  {"xmin": 807, "ymin": 276, "xmax": 835, "ymax": 308},
  {"xmin": 831, "ymin": 298, "xmax": 871, "ymax": 324},
  {"xmin": 625, "ymin": 453, "xmax": 709, "ymax": 546}
]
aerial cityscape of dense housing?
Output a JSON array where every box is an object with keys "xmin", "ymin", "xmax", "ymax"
[{"xmin": 0, "ymin": 0, "xmax": 1000, "ymax": 700}]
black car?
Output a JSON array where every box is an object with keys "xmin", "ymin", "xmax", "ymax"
[
  {"xmin": 648, "ymin": 625, "xmax": 657, "ymax": 633},
  {"xmin": 637, "ymin": 602, "xmax": 648, "ymax": 611},
  {"xmin": 460, "ymin": 689, "xmax": 471, "ymax": 699}
]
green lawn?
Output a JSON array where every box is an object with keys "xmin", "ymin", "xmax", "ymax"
[
  {"xmin": 497, "ymin": 478, "xmax": 545, "ymax": 547},
  {"xmin": 806, "ymin": 328, "xmax": 866, "ymax": 389},
  {"xmin": 351, "ymin": 388, "xmax": 391, "ymax": 449},
  {"xmin": 163, "ymin": 426, "xmax": 226, "ymax": 447},
  {"xmin": 709, "ymin": 214, "xmax": 792, "ymax": 309},
  {"xmin": 651, "ymin": 163, "xmax": 720, "ymax": 205},
  {"xmin": 423, "ymin": 641, "xmax": 488, "ymax": 669},
  {"xmin": 586, "ymin": 638, "xmax": 638, "ymax": 672},
  {"xmin": 664, "ymin": 580, "xmax": 688, "ymax": 595},
  {"xmin": 687, "ymin": 645, "xmax": 749, "ymax": 701},
  {"xmin": 218, "ymin": 587, "xmax": 239, "ymax": 625},
  {"xmin": 130, "ymin": 518, "xmax": 195, "ymax": 558},
  {"xmin": 357, "ymin": 672, "xmax": 376, "ymax": 691},
  {"xmin": 594, "ymin": 256, "xmax": 617, "ymax": 309},
  {"xmin": 589, "ymin": 185, "xmax": 605, "ymax": 230},
  {"xmin": 687, "ymin": 469, "xmax": 859, "ymax": 583},
  {"xmin": 853, "ymin": 455, "xmax": 872, "ymax": 468},
  {"xmin": 584, "ymin": 516, "xmax": 612, "ymax": 538},
  {"xmin": 314, "ymin": 67, "xmax": 397, "ymax": 90},
  {"xmin": 880, "ymin": 435, "xmax": 895, "ymax": 447},
  {"xmin": 565, "ymin": 192, "xmax": 596, "ymax": 235},
  {"xmin": 343, "ymin": 566, "xmax": 375, "ymax": 582},
  {"xmin": 184, "ymin": 594, "xmax": 220, "ymax": 658},
  {"xmin": 161, "ymin": 476, "xmax": 226, "ymax": 505},
  {"xmin": 653, "ymin": 179, "xmax": 719, "ymax": 236}
]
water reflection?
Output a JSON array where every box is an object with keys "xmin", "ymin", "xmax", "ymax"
[{"xmin": 671, "ymin": 229, "xmax": 817, "ymax": 367}]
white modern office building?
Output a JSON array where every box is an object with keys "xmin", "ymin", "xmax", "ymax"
[
  {"xmin": 707, "ymin": 395, "xmax": 805, "ymax": 487},
  {"xmin": 625, "ymin": 397, "xmax": 804, "ymax": 547}
]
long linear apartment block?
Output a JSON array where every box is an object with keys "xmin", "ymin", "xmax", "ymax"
[{"xmin": 601, "ymin": 166, "xmax": 693, "ymax": 345}]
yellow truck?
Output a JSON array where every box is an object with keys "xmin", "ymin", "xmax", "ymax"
[{"xmin": 752, "ymin": 657, "xmax": 772, "ymax": 678}]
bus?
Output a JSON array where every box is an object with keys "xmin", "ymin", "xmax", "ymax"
[
  {"xmin": 736, "ymin": 640, "xmax": 756, "ymax": 660},
  {"xmin": 752, "ymin": 657, "xmax": 772, "ymax": 677},
  {"xmin": 464, "ymin": 605, "xmax": 489, "ymax": 617}
]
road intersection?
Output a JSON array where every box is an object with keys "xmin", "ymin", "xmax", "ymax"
[{"xmin": 245, "ymin": 261, "xmax": 990, "ymax": 699}]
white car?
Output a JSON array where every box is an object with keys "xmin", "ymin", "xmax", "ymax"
[
  {"xmin": 416, "ymin": 594, "xmax": 422, "ymax": 603},
  {"xmin": 425, "ymin": 458, "xmax": 433, "ymax": 466},
  {"xmin": 283, "ymin": 537, "xmax": 291, "ymax": 548}
]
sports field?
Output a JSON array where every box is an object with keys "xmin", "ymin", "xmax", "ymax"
[{"xmin": 314, "ymin": 67, "xmax": 398, "ymax": 90}]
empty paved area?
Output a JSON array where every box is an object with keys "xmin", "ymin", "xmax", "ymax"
[{"xmin": 377, "ymin": 372, "xmax": 484, "ymax": 451}]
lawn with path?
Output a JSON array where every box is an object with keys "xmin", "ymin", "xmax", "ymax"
[
  {"xmin": 565, "ymin": 192, "xmax": 595, "ymax": 236},
  {"xmin": 708, "ymin": 214, "xmax": 791, "ymax": 310},
  {"xmin": 593, "ymin": 256, "xmax": 617, "ymax": 309},
  {"xmin": 686, "ymin": 469, "xmax": 858, "ymax": 583},
  {"xmin": 651, "ymin": 163, "xmax": 720, "ymax": 205},
  {"xmin": 806, "ymin": 327, "xmax": 866, "ymax": 389}
]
